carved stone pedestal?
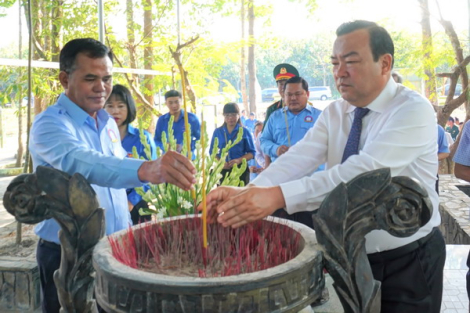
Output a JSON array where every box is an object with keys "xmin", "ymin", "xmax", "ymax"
[{"xmin": 0, "ymin": 257, "xmax": 40, "ymax": 312}]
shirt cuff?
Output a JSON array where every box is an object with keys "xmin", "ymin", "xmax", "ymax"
[
  {"xmin": 120, "ymin": 158, "xmax": 147, "ymax": 185},
  {"xmin": 279, "ymin": 180, "xmax": 309, "ymax": 214}
]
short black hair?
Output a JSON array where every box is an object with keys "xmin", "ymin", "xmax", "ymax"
[
  {"xmin": 60, "ymin": 38, "xmax": 113, "ymax": 73},
  {"xmin": 164, "ymin": 90, "xmax": 182, "ymax": 100},
  {"xmin": 108, "ymin": 84, "xmax": 136, "ymax": 125},
  {"xmin": 222, "ymin": 102, "xmax": 242, "ymax": 127},
  {"xmin": 283, "ymin": 76, "xmax": 309, "ymax": 92},
  {"xmin": 336, "ymin": 20, "xmax": 395, "ymax": 68}
]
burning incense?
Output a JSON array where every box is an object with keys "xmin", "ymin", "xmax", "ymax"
[
  {"xmin": 201, "ymin": 114, "xmax": 208, "ymax": 248},
  {"xmin": 180, "ymin": 70, "xmax": 196, "ymax": 202}
]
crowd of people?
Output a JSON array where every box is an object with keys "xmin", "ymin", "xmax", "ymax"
[{"xmin": 27, "ymin": 19, "xmax": 468, "ymax": 313}]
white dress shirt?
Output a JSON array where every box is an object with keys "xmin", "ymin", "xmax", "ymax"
[{"xmin": 252, "ymin": 78, "xmax": 440, "ymax": 253}]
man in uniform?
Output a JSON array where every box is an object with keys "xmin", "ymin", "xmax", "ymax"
[
  {"xmin": 263, "ymin": 63, "xmax": 299, "ymax": 167},
  {"xmin": 261, "ymin": 76, "xmax": 322, "ymax": 164},
  {"xmin": 260, "ymin": 76, "xmax": 323, "ymax": 229}
]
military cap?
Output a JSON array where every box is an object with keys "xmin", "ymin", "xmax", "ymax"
[{"xmin": 273, "ymin": 63, "xmax": 299, "ymax": 81}]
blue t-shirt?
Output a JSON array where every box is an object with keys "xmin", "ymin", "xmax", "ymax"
[
  {"xmin": 154, "ymin": 110, "xmax": 200, "ymax": 157},
  {"xmin": 122, "ymin": 124, "xmax": 157, "ymax": 206},
  {"xmin": 30, "ymin": 93, "xmax": 144, "ymax": 244},
  {"xmin": 209, "ymin": 123, "xmax": 256, "ymax": 161}
]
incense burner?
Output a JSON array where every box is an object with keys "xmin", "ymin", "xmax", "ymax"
[{"xmin": 93, "ymin": 216, "xmax": 324, "ymax": 313}]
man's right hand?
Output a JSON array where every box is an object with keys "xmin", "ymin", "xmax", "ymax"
[
  {"xmin": 276, "ymin": 145, "xmax": 289, "ymax": 156},
  {"xmin": 137, "ymin": 150, "xmax": 196, "ymax": 190}
]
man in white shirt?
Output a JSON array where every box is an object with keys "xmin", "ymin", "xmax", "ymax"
[{"xmin": 202, "ymin": 20, "xmax": 445, "ymax": 312}]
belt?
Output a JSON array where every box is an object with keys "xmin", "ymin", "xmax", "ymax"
[
  {"xmin": 367, "ymin": 227, "xmax": 438, "ymax": 263},
  {"xmin": 39, "ymin": 238, "xmax": 61, "ymax": 250}
]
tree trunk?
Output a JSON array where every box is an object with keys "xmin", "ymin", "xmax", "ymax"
[
  {"xmin": 240, "ymin": 0, "xmax": 248, "ymax": 113},
  {"xmin": 143, "ymin": 0, "xmax": 156, "ymax": 132},
  {"xmin": 169, "ymin": 36, "xmax": 200, "ymax": 113},
  {"xmin": 247, "ymin": 0, "xmax": 256, "ymax": 114},
  {"xmin": 50, "ymin": 0, "xmax": 63, "ymax": 60},
  {"xmin": 418, "ymin": 0, "xmax": 438, "ymax": 106},
  {"xmin": 16, "ymin": 1, "xmax": 24, "ymax": 168}
]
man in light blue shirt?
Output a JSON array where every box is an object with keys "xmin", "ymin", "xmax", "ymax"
[
  {"xmin": 260, "ymin": 76, "xmax": 323, "ymax": 164},
  {"xmin": 30, "ymin": 38, "xmax": 196, "ymax": 313},
  {"xmin": 260, "ymin": 76, "xmax": 323, "ymax": 229}
]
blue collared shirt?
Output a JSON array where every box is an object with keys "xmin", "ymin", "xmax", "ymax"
[
  {"xmin": 209, "ymin": 123, "xmax": 256, "ymax": 161},
  {"xmin": 260, "ymin": 104, "xmax": 322, "ymax": 162},
  {"xmin": 437, "ymin": 124, "xmax": 450, "ymax": 154},
  {"xmin": 122, "ymin": 124, "xmax": 157, "ymax": 205},
  {"xmin": 154, "ymin": 110, "xmax": 200, "ymax": 156},
  {"xmin": 454, "ymin": 121, "xmax": 470, "ymax": 165},
  {"xmin": 30, "ymin": 93, "xmax": 145, "ymax": 244}
]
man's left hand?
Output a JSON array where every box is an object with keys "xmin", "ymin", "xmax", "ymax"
[{"xmin": 199, "ymin": 185, "xmax": 285, "ymax": 228}]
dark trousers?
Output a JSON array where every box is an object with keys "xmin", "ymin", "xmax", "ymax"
[
  {"xmin": 220, "ymin": 167, "xmax": 250, "ymax": 186},
  {"xmin": 130, "ymin": 199, "xmax": 152, "ymax": 225},
  {"xmin": 37, "ymin": 239, "xmax": 106, "ymax": 313},
  {"xmin": 271, "ymin": 209, "xmax": 314, "ymax": 229},
  {"xmin": 466, "ymin": 249, "xmax": 470, "ymax": 301},
  {"xmin": 36, "ymin": 239, "xmax": 61, "ymax": 313},
  {"xmin": 367, "ymin": 228, "xmax": 446, "ymax": 313}
]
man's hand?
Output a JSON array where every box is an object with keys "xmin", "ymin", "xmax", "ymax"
[
  {"xmin": 198, "ymin": 185, "xmax": 285, "ymax": 228},
  {"xmin": 276, "ymin": 145, "xmax": 289, "ymax": 156},
  {"xmin": 138, "ymin": 150, "xmax": 196, "ymax": 190}
]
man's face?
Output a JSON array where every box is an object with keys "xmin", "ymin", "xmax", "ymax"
[
  {"xmin": 331, "ymin": 29, "xmax": 392, "ymax": 107},
  {"xmin": 59, "ymin": 53, "xmax": 113, "ymax": 117},
  {"xmin": 284, "ymin": 83, "xmax": 309, "ymax": 114},
  {"xmin": 166, "ymin": 96, "xmax": 181, "ymax": 115},
  {"xmin": 277, "ymin": 79, "xmax": 288, "ymax": 99}
]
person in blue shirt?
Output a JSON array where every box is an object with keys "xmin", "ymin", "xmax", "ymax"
[
  {"xmin": 260, "ymin": 76, "xmax": 323, "ymax": 230},
  {"xmin": 104, "ymin": 84, "xmax": 157, "ymax": 224},
  {"xmin": 240, "ymin": 109, "xmax": 247, "ymax": 125},
  {"xmin": 154, "ymin": 90, "xmax": 200, "ymax": 158},
  {"xmin": 29, "ymin": 38, "xmax": 196, "ymax": 313},
  {"xmin": 436, "ymin": 124, "xmax": 450, "ymax": 194},
  {"xmin": 453, "ymin": 120, "xmax": 470, "ymax": 305},
  {"xmin": 209, "ymin": 102, "xmax": 256, "ymax": 186},
  {"xmin": 261, "ymin": 76, "xmax": 323, "ymax": 164},
  {"xmin": 244, "ymin": 112, "xmax": 257, "ymax": 134}
]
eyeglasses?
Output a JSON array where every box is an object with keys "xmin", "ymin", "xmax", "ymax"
[{"xmin": 224, "ymin": 113, "xmax": 239, "ymax": 118}]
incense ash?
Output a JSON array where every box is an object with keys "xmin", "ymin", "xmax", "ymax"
[{"xmin": 108, "ymin": 216, "xmax": 302, "ymax": 278}]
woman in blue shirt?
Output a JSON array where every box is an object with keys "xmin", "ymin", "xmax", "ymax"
[
  {"xmin": 105, "ymin": 84, "xmax": 157, "ymax": 224},
  {"xmin": 209, "ymin": 102, "xmax": 256, "ymax": 186}
]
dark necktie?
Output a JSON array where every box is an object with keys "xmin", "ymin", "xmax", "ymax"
[{"xmin": 341, "ymin": 107, "xmax": 370, "ymax": 163}]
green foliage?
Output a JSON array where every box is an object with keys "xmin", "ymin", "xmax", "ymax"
[
  {"xmin": 135, "ymin": 115, "xmax": 245, "ymax": 218},
  {"xmin": 0, "ymin": 0, "xmax": 15, "ymax": 17}
]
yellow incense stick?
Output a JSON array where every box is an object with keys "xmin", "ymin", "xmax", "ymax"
[
  {"xmin": 201, "ymin": 115, "xmax": 208, "ymax": 248},
  {"xmin": 180, "ymin": 69, "xmax": 197, "ymax": 201}
]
